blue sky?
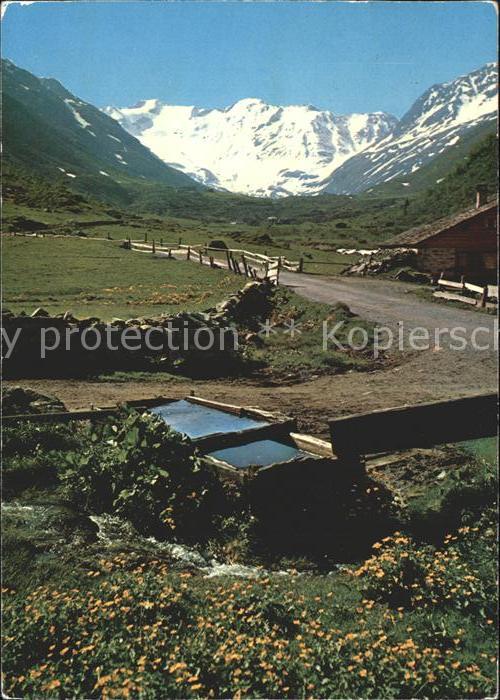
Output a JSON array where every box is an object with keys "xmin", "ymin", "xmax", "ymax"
[{"xmin": 2, "ymin": 1, "xmax": 497, "ymax": 117}]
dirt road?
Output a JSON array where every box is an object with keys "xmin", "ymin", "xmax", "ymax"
[{"xmin": 281, "ymin": 272, "xmax": 497, "ymax": 339}]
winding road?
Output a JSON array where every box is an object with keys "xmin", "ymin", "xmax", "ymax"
[{"xmin": 281, "ymin": 272, "xmax": 497, "ymax": 341}]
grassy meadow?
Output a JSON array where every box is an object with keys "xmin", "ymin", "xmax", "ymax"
[{"xmin": 2, "ymin": 236, "xmax": 243, "ymax": 320}]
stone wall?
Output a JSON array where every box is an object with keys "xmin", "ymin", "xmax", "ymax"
[
  {"xmin": 2, "ymin": 281, "xmax": 274, "ymax": 378},
  {"xmin": 417, "ymin": 248, "xmax": 456, "ymax": 276}
]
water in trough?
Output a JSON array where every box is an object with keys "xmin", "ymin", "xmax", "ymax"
[
  {"xmin": 150, "ymin": 399, "xmax": 268, "ymax": 439},
  {"xmin": 208, "ymin": 439, "xmax": 312, "ymax": 469}
]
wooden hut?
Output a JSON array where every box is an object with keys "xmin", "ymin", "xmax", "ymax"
[{"xmin": 383, "ymin": 193, "xmax": 497, "ymax": 282}]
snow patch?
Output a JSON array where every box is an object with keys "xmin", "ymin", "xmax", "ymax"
[
  {"xmin": 66, "ymin": 173, "xmax": 77, "ymax": 178},
  {"xmin": 108, "ymin": 134, "xmax": 122, "ymax": 142},
  {"xmin": 64, "ymin": 98, "xmax": 91, "ymax": 130},
  {"xmin": 99, "ymin": 170, "xmax": 110, "ymax": 177},
  {"xmin": 456, "ymin": 93, "xmax": 497, "ymax": 125},
  {"xmin": 115, "ymin": 153, "xmax": 128, "ymax": 165}
]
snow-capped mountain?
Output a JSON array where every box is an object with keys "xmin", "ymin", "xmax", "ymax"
[
  {"xmin": 323, "ymin": 62, "xmax": 498, "ymax": 194},
  {"xmin": 104, "ymin": 62, "xmax": 497, "ymax": 197},
  {"xmin": 104, "ymin": 100, "xmax": 397, "ymax": 197}
]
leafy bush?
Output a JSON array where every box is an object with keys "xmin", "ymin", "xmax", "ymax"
[
  {"xmin": 405, "ymin": 457, "xmax": 497, "ymax": 540},
  {"xmin": 61, "ymin": 410, "xmax": 224, "ymax": 540},
  {"xmin": 2, "ymin": 421, "xmax": 82, "ymax": 458},
  {"xmin": 349, "ymin": 525, "xmax": 494, "ymax": 617},
  {"xmin": 3, "ymin": 421, "xmax": 84, "ymax": 496}
]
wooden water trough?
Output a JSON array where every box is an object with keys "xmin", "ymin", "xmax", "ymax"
[
  {"xmin": 4, "ymin": 393, "xmax": 496, "ymax": 480},
  {"xmin": 144, "ymin": 396, "xmax": 334, "ymax": 480},
  {"xmin": 2, "ymin": 395, "xmax": 335, "ymax": 482}
]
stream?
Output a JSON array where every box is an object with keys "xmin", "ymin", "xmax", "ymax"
[{"xmin": 3, "ymin": 501, "xmax": 301, "ymax": 580}]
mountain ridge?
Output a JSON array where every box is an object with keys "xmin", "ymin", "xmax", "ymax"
[
  {"xmin": 323, "ymin": 62, "xmax": 497, "ymax": 194},
  {"xmin": 104, "ymin": 99, "xmax": 398, "ymax": 197},
  {"xmin": 2, "ymin": 59, "xmax": 202, "ymax": 206},
  {"xmin": 105, "ymin": 62, "xmax": 497, "ymax": 198}
]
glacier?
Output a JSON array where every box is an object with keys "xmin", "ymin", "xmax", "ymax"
[{"xmin": 104, "ymin": 99, "xmax": 397, "ymax": 197}]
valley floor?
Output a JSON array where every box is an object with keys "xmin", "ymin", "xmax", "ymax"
[{"xmin": 9, "ymin": 275, "xmax": 496, "ymax": 438}]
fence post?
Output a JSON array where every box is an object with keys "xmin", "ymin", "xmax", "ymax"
[
  {"xmin": 480, "ymin": 286, "xmax": 488, "ymax": 308},
  {"xmin": 128, "ymin": 236, "xmax": 131, "ymax": 249},
  {"xmin": 168, "ymin": 248, "xmax": 172, "ymax": 259},
  {"xmin": 187, "ymin": 246, "xmax": 191, "ymax": 261},
  {"xmin": 178, "ymin": 236, "xmax": 182, "ymax": 246},
  {"xmin": 460, "ymin": 275, "xmax": 465, "ymax": 290},
  {"xmin": 241, "ymin": 254, "xmax": 249, "ymax": 277},
  {"xmin": 226, "ymin": 250, "xmax": 232, "ymax": 270},
  {"xmin": 152, "ymin": 239, "xmax": 156, "ymax": 255},
  {"xmin": 198, "ymin": 250, "xmax": 203, "ymax": 265},
  {"xmin": 264, "ymin": 261, "xmax": 269, "ymax": 280},
  {"xmin": 160, "ymin": 238, "xmax": 163, "ymax": 247},
  {"xmin": 107, "ymin": 232, "xmax": 111, "ymax": 240},
  {"xmin": 209, "ymin": 255, "xmax": 214, "ymax": 268},
  {"xmin": 144, "ymin": 232, "xmax": 148, "ymax": 243},
  {"xmin": 276, "ymin": 257, "xmax": 281, "ymax": 285},
  {"xmin": 299, "ymin": 256, "xmax": 304, "ymax": 273}
]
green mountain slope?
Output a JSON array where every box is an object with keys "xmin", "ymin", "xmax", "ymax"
[
  {"xmin": 366, "ymin": 121, "xmax": 497, "ymax": 197},
  {"xmin": 407, "ymin": 131, "xmax": 498, "ymax": 220},
  {"xmin": 2, "ymin": 59, "xmax": 201, "ymax": 205}
]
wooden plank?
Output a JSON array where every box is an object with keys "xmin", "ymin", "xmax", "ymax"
[
  {"xmin": 433, "ymin": 291, "xmax": 477, "ymax": 305},
  {"xmin": 2, "ymin": 408, "xmax": 117, "ymax": 425},
  {"xmin": 194, "ymin": 419, "xmax": 297, "ymax": 453},
  {"xmin": 437, "ymin": 279, "xmax": 464, "ymax": 290},
  {"xmin": 329, "ymin": 393, "xmax": 498, "ymax": 457},
  {"xmin": 289, "ymin": 432, "xmax": 333, "ymax": 457},
  {"xmin": 1, "ymin": 396, "xmax": 176, "ymax": 425},
  {"xmin": 464, "ymin": 282, "xmax": 485, "ymax": 294},
  {"xmin": 487, "ymin": 285, "xmax": 498, "ymax": 298},
  {"xmin": 187, "ymin": 395, "xmax": 243, "ymax": 415}
]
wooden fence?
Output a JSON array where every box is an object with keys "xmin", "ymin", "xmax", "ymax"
[
  {"xmin": 434, "ymin": 274, "xmax": 498, "ymax": 309},
  {"xmin": 329, "ymin": 393, "xmax": 498, "ymax": 464},
  {"xmin": 127, "ymin": 239, "xmax": 302, "ymax": 284}
]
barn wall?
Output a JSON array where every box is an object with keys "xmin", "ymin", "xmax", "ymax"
[{"xmin": 419, "ymin": 208, "xmax": 497, "ymax": 251}]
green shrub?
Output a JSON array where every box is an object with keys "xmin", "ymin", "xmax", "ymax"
[
  {"xmin": 2, "ymin": 421, "xmax": 82, "ymax": 458},
  {"xmin": 349, "ymin": 526, "xmax": 494, "ymax": 617},
  {"xmin": 2, "ymin": 421, "xmax": 84, "ymax": 496},
  {"xmin": 61, "ymin": 410, "xmax": 224, "ymax": 540},
  {"xmin": 405, "ymin": 458, "xmax": 497, "ymax": 540}
]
